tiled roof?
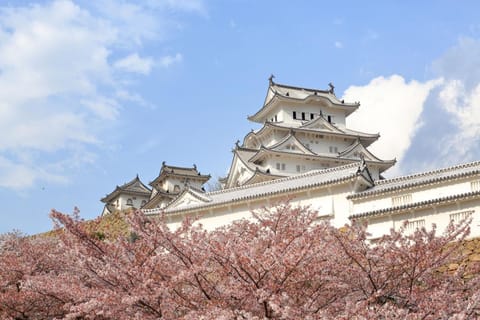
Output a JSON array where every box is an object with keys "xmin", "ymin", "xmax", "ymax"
[
  {"xmin": 266, "ymin": 82, "xmax": 357, "ymax": 107},
  {"xmin": 243, "ymin": 122, "xmax": 379, "ymax": 148},
  {"xmin": 349, "ymin": 160, "xmax": 480, "ymax": 200},
  {"xmin": 247, "ymin": 146, "xmax": 394, "ymax": 173},
  {"xmin": 248, "ymin": 80, "xmax": 359, "ymax": 122},
  {"xmin": 141, "ymin": 190, "xmax": 176, "ymax": 209},
  {"xmin": 101, "ymin": 175, "xmax": 151, "ymax": 203},
  {"xmin": 350, "ymin": 190, "xmax": 480, "ymax": 219},
  {"xmin": 143, "ymin": 162, "xmax": 367, "ymax": 216},
  {"xmin": 150, "ymin": 162, "xmax": 211, "ymax": 187}
]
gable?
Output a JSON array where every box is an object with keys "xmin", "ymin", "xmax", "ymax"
[
  {"xmin": 166, "ymin": 189, "xmax": 212, "ymax": 210},
  {"xmin": 270, "ymin": 134, "xmax": 315, "ymax": 155}
]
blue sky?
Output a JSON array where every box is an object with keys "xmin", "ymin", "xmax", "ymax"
[{"xmin": 1, "ymin": 0, "xmax": 480, "ymax": 234}]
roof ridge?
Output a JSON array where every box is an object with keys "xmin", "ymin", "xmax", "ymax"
[
  {"xmin": 350, "ymin": 189, "xmax": 480, "ymax": 219},
  {"xmin": 162, "ymin": 164, "xmax": 197, "ymax": 171},
  {"xmin": 272, "ymin": 81, "xmax": 331, "ymax": 94},
  {"xmin": 375, "ymin": 160, "xmax": 480, "ymax": 186},
  {"xmin": 207, "ymin": 162, "xmax": 360, "ymax": 196}
]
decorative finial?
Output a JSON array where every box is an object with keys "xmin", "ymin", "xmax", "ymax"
[
  {"xmin": 193, "ymin": 164, "xmax": 197, "ymax": 170},
  {"xmin": 328, "ymin": 82, "xmax": 335, "ymax": 94},
  {"xmin": 359, "ymin": 154, "xmax": 366, "ymax": 170},
  {"xmin": 268, "ymin": 74, "xmax": 275, "ymax": 85},
  {"xmin": 162, "ymin": 161, "xmax": 166, "ymax": 167},
  {"xmin": 235, "ymin": 140, "xmax": 240, "ymax": 148}
]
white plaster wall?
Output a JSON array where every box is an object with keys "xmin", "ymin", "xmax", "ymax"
[
  {"xmin": 352, "ymin": 177, "xmax": 476, "ymax": 215},
  {"xmin": 118, "ymin": 194, "xmax": 150, "ymax": 210},
  {"xmin": 297, "ymin": 133, "xmax": 352, "ymax": 155},
  {"xmin": 364, "ymin": 199, "xmax": 480, "ymax": 239},
  {"xmin": 274, "ymin": 102, "xmax": 346, "ymax": 127},
  {"xmin": 162, "ymin": 183, "xmax": 355, "ymax": 232}
]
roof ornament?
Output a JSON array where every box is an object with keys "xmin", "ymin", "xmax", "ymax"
[
  {"xmin": 193, "ymin": 164, "xmax": 197, "ymax": 170},
  {"xmin": 328, "ymin": 82, "xmax": 335, "ymax": 94},
  {"xmin": 235, "ymin": 140, "xmax": 240, "ymax": 148},
  {"xmin": 268, "ymin": 74, "xmax": 275, "ymax": 85},
  {"xmin": 358, "ymin": 154, "xmax": 367, "ymax": 172},
  {"xmin": 162, "ymin": 161, "xmax": 166, "ymax": 167}
]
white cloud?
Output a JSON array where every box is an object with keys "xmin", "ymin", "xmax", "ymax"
[
  {"xmin": 436, "ymin": 80, "xmax": 480, "ymax": 162},
  {"xmin": 159, "ymin": 53, "xmax": 183, "ymax": 68},
  {"xmin": 152, "ymin": 0, "xmax": 206, "ymax": 14},
  {"xmin": 343, "ymin": 75, "xmax": 442, "ymax": 176},
  {"xmin": 113, "ymin": 52, "xmax": 182, "ymax": 74},
  {"xmin": 334, "ymin": 41, "xmax": 343, "ymax": 49},
  {"xmin": 0, "ymin": 156, "xmax": 68, "ymax": 190},
  {"xmin": 0, "ymin": 0, "xmax": 203, "ymax": 190},
  {"xmin": 114, "ymin": 53, "xmax": 154, "ymax": 74},
  {"xmin": 431, "ymin": 37, "xmax": 480, "ymax": 90}
]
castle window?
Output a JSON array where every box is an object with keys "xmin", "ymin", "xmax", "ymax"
[
  {"xmin": 141, "ymin": 200, "xmax": 147, "ymax": 206},
  {"xmin": 450, "ymin": 210, "xmax": 473, "ymax": 223},
  {"xmin": 471, "ymin": 180, "xmax": 480, "ymax": 192},
  {"xmin": 404, "ymin": 219, "xmax": 425, "ymax": 232},
  {"xmin": 302, "ymin": 112, "xmax": 306, "ymax": 120},
  {"xmin": 173, "ymin": 185, "xmax": 181, "ymax": 192},
  {"xmin": 329, "ymin": 146, "xmax": 338, "ymax": 153},
  {"xmin": 392, "ymin": 194, "xmax": 412, "ymax": 206},
  {"xmin": 293, "ymin": 111, "xmax": 297, "ymax": 119},
  {"xmin": 274, "ymin": 115, "xmax": 278, "ymax": 122},
  {"xmin": 282, "ymin": 163, "xmax": 286, "ymax": 170},
  {"xmin": 276, "ymin": 163, "xmax": 281, "ymax": 170},
  {"xmin": 310, "ymin": 113, "xmax": 314, "ymax": 120},
  {"xmin": 327, "ymin": 115, "xmax": 332, "ymax": 123},
  {"xmin": 296, "ymin": 165, "xmax": 301, "ymax": 172},
  {"xmin": 126, "ymin": 198, "xmax": 133, "ymax": 206}
]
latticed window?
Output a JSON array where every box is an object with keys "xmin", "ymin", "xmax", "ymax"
[
  {"xmin": 471, "ymin": 180, "xmax": 480, "ymax": 192},
  {"xmin": 450, "ymin": 210, "xmax": 473, "ymax": 223},
  {"xmin": 392, "ymin": 194, "xmax": 412, "ymax": 206},
  {"xmin": 126, "ymin": 198, "xmax": 133, "ymax": 206},
  {"xmin": 405, "ymin": 219, "xmax": 425, "ymax": 231}
]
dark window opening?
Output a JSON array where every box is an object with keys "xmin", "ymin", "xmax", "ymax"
[
  {"xmin": 293, "ymin": 111, "xmax": 297, "ymax": 119},
  {"xmin": 327, "ymin": 115, "xmax": 332, "ymax": 123},
  {"xmin": 301, "ymin": 112, "xmax": 306, "ymax": 120},
  {"xmin": 310, "ymin": 113, "xmax": 314, "ymax": 120},
  {"xmin": 274, "ymin": 115, "xmax": 278, "ymax": 122}
]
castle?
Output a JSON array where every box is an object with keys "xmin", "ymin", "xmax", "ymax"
[{"xmin": 101, "ymin": 77, "xmax": 480, "ymax": 239}]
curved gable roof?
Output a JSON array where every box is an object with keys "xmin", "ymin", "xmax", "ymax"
[
  {"xmin": 101, "ymin": 175, "xmax": 151, "ymax": 203},
  {"xmin": 249, "ymin": 80, "xmax": 359, "ymax": 123},
  {"xmin": 143, "ymin": 162, "xmax": 370, "ymax": 216}
]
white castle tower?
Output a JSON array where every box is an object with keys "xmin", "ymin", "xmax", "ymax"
[{"xmin": 221, "ymin": 76, "xmax": 395, "ymax": 188}]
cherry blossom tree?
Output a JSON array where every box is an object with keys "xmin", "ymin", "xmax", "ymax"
[{"xmin": 1, "ymin": 203, "xmax": 479, "ymax": 319}]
